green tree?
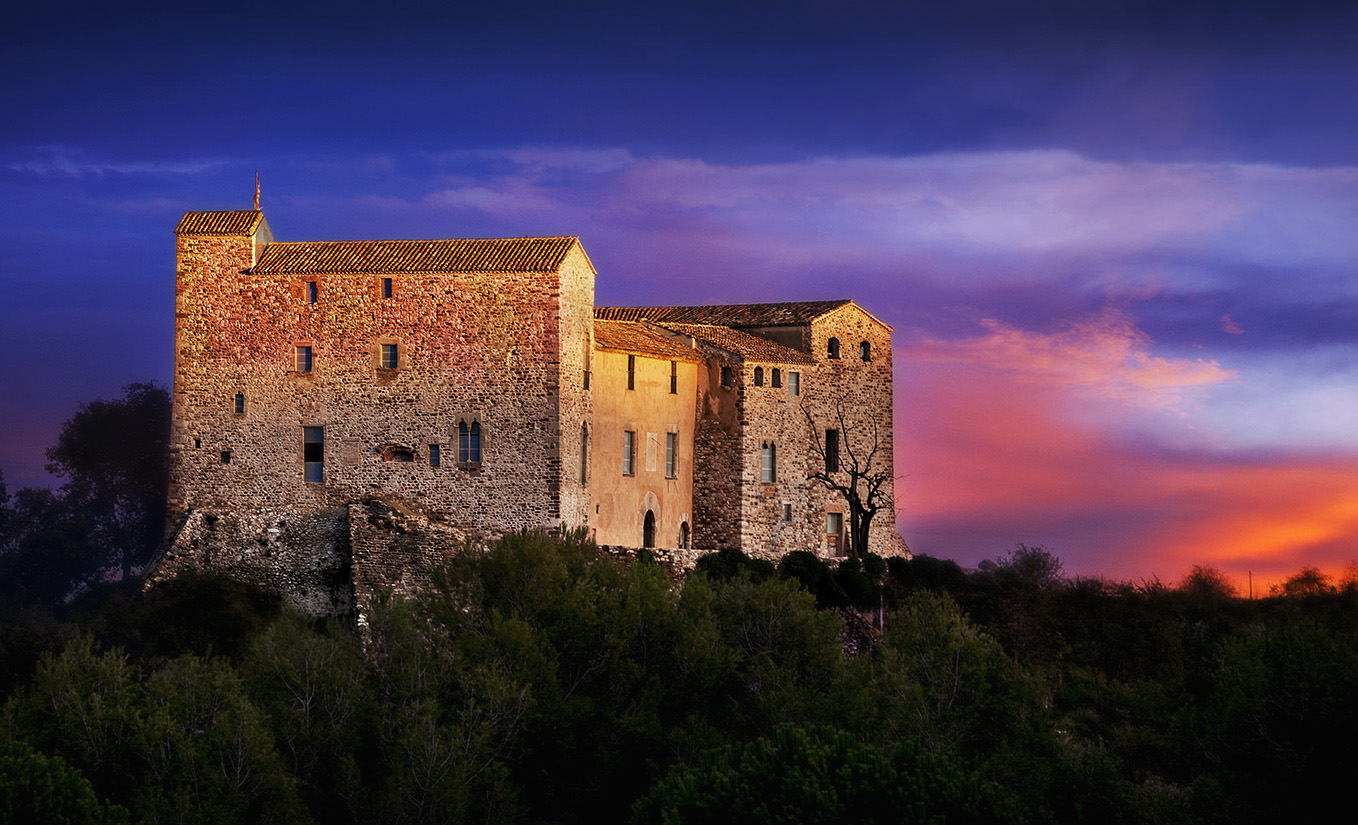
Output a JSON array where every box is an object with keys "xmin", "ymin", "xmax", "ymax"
[
  {"xmin": 0, "ymin": 740, "xmax": 128, "ymax": 825},
  {"xmin": 633, "ymin": 725, "xmax": 1022, "ymax": 825},
  {"xmin": 44, "ymin": 382, "xmax": 171, "ymax": 582}
]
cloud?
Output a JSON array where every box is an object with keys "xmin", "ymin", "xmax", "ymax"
[
  {"xmin": 906, "ymin": 309, "xmax": 1235, "ymax": 412},
  {"xmin": 1221, "ymin": 314, "xmax": 1244, "ymax": 334},
  {"xmin": 895, "ymin": 344, "xmax": 1358, "ymax": 591}
]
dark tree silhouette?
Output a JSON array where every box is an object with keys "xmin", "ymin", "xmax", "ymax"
[
  {"xmin": 44, "ymin": 382, "xmax": 171, "ymax": 582},
  {"xmin": 802, "ymin": 396, "xmax": 893, "ymax": 557}
]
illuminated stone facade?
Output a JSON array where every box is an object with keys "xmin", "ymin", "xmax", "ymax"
[{"xmin": 152, "ymin": 208, "xmax": 904, "ymax": 614}]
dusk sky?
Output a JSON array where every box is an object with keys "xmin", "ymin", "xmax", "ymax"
[{"xmin": 4, "ymin": 0, "xmax": 1357, "ymax": 589}]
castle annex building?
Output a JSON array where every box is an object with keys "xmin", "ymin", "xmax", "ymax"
[{"xmin": 153, "ymin": 208, "xmax": 904, "ymax": 615}]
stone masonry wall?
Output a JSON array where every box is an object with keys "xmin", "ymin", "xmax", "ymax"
[
  {"xmin": 689, "ymin": 354, "xmax": 743, "ymax": 550},
  {"xmin": 803, "ymin": 305, "xmax": 904, "ymax": 557},
  {"xmin": 735, "ymin": 358, "xmax": 819, "ymax": 561},
  {"xmin": 149, "ymin": 506, "xmax": 354, "ymax": 617},
  {"xmin": 171, "ymin": 227, "xmax": 588, "ymax": 536}
]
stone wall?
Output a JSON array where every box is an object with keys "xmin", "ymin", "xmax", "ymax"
[
  {"xmin": 171, "ymin": 223, "xmax": 593, "ymax": 538},
  {"xmin": 149, "ymin": 506, "xmax": 354, "ymax": 617},
  {"xmin": 690, "ymin": 354, "xmax": 743, "ymax": 550},
  {"xmin": 803, "ymin": 304, "xmax": 904, "ymax": 557}
]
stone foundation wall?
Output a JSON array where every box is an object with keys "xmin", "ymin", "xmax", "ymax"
[{"xmin": 149, "ymin": 506, "xmax": 354, "ymax": 617}]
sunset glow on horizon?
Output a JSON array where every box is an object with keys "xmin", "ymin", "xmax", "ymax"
[{"xmin": 3, "ymin": 1, "xmax": 1357, "ymax": 587}]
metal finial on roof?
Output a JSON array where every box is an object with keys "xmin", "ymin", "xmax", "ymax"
[{"xmin": 253, "ymin": 170, "xmax": 260, "ymax": 212}]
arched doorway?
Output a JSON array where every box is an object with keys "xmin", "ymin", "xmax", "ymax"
[
  {"xmin": 679, "ymin": 521, "xmax": 690, "ymax": 549},
  {"xmin": 643, "ymin": 510, "xmax": 656, "ymax": 548}
]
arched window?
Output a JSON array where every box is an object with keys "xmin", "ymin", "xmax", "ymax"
[
  {"xmin": 828, "ymin": 337, "xmax": 841, "ymax": 359},
  {"xmin": 860, "ymin": 340, "xmax": 871, "ymax": 361},
  {"xmin": 679, "ymin": 521, "xmax": 690, "ymax": 549},
  {"xmin": 643, "ymin": 510, "xmax": 656, "ymax": 549},
  {"xmin": 771, "ymin": 368, "xmax": 781, "ymax": 388},
  {"xmin": 459, "ymin": 420, "xmax": 482, "ymax": 463},
  {"xmin": 753, "ymin": 366, "xmax": 764, "ymax": 386}
]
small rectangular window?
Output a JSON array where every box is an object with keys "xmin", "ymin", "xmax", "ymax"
[
  {"xmin": 720, "ymin": 365, "xmax": 732, "ymax": 387},
  {"xmin": 670, "ymin": 360, "xmax": 678, "ymax": 394},
  {"xmin": 788, "ymin": 371, "xmax": 800, "ymax": 396},
  {"xmin": 827, "ymin": 512, "xmax": 843, "ymax": 555},
  {"xmin": 380, "ymin": 343, "xmax": 398, "ymax": 370},
  {"xmin": 783, "ymin": 503, "xmax": 792, "ymax": 522},
  {"xmin": 295, "ymin": 346, "xmax": 313, "ymax": 373},
  {"xmin": 825, "ymin": 429, "xmax": 840, "ymax": 474},
  {"xmin": 303, "ymin": 426, "xmax": 324, "ymax": 483},
  {"xmin": 429, "ymin": 444, "xmax": 440, "ymax": 468},
  {"xmin": 627, "ymin": 354, "xmax": 636, "ymax": 390},
  {"xmin": 234, "ymin": 392, "xmax": 245, "ymax": 415},
  {"xmin": 306, "ymin": 281, "xmax": 317, "ymax": 304},
  {"xmin": 382, "ymin": 278, "xmax": 393, "ymax": 299},
  {"xmin": 623, "ymin": 430, "xmax": 635, "ymax": 475},
  {"xmin": 665, "ymin": 432, "xmax": 677, "ymax": 478},
  {"xmin": 220, "ymin": 450, "xmax": 231, "ymax": 464}
]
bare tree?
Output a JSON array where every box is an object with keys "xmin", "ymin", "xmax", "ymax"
[{"xmin": 802, "ymin": 396, "xmax": 893, "ymax": 557}]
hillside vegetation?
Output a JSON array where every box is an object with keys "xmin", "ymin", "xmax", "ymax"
[{"xmin": 1, "ymin": 530, "xmax": 1356, "ymax": 825}]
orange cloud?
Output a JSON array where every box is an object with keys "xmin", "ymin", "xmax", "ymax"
[{"xmin": 895, "ymin": 319, "xmax": 1358, "ymax": 593}]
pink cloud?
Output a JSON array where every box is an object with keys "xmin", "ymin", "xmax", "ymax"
[{"xmin": 895, "ymin": 317, "xmax": 1358, "ymax": 591}]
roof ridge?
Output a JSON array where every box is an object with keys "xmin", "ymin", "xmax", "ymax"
[{"xmin": 269, "ymin": 235, "xmax": 580, "ymax": 245}]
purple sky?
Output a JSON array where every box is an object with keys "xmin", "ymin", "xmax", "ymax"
[{"xmin": 4, "ymin": 0, "xmax": 1357, "ymax": 587}]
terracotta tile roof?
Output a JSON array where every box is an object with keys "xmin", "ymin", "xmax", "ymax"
[
  {"xmin": 659, "ymin": 323, "xmax": 815, "ymax": 365},
  {"xmin": 596, "ymin": 300, "xmax": 851, "ymax": 327},
  {"xmin": 593, "ymin": 321, "xmax": 703, "ymax": 361},
  {"xmin": 253, "ymin": 237, "xmax": 579, "ymax": 275},
  {"xmin": 175, "ymin": 210, "xmax": 263, "ymax": 235}
]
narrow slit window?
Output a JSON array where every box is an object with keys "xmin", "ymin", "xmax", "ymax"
[
  {"xmin": 783, "ymin": 503, "xmax": 792, "ymax": 522},
  {"xmin": 295, "ymin": 346, "xmax": 313, "ymax": 372},
  {"xmin": 825, "ymin": 429, "xmax": 840, "ymax": 473},
  {"xmin": 670, "ymin": 360, "xmax": 677, "ymax": 394},
  {"xmin": 306, "ymin": 281, "xmax": 317, "ymax": 304},
  {"xmin": 665, "ymin": 432, "xmax": 677, "ymax": 478},
  {"xmin": 382, "ymin": 278, "xmax": 393, "ymax": 299},
  {"xmin": 303, "ymin": 426, "xmax": 324, "ymax": 483},
  {"xmin": 580, "ymin": 424, "xmax": 589, "ymax": 484},
  {"xmin": 627, "ymin": 354, "xmax": 636, "ymax": 390},
  {"xmin": 623, "ymin": 430, "xmax": 635, "ymax": 475}
]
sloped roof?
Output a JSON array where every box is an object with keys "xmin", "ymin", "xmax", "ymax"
[
  {"xmin": 596, "ymin": 300, "xmax": 851, "ymax": 327},
  {"xmin": 660, "ymin": 323, "xmax": 815, "ymax": 365},
  {"xmin": 175, "ymin": 210, "xmax": 264, "ymax": 235},
  {"xmin": 253, "ymin": 237, "xmax": 580, "ymax": 275},
  {"xmin": 593, "ymin": 321, "xmax": 703, "ymax": 361}
]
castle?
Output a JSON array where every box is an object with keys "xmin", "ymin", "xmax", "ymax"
[{"xmin": 150, "ymin": 207, "xmax": 904, "ymax": 615}]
